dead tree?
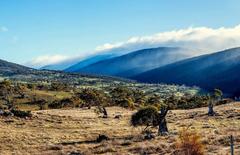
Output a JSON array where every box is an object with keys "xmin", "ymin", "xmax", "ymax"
[
  {"xmin": 158, "ymin": 107, "xmax": 169, "ymax": 135},
  {"xmin": 95, "ymin": 106, "xmax": 108, "ymax": 118},
  {"xmin": 102, "ymin": 107, "xmax": 108, "ymax": 118},
  {"xmin": 208, "ymin": 99, "xmax": 215, "ymax": 116}
]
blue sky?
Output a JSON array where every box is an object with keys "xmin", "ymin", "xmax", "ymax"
[{"xmin": 0, "ymin": 0, "xmax": 240, "ymax": 66}]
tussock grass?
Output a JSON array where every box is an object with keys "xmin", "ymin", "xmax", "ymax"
[{"xmin": 0, "ymin": 102, "xmax": 239, "ymax": 154}]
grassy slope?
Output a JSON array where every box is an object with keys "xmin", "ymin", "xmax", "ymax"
[
  {"xmin": 12, "ymin": 90, "xmax": 72, "ymax": 111},
  {"xmin": 0, "ymin": 102, "xmax": 239, "ymax": 154}
]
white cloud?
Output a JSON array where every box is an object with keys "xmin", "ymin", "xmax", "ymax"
[
  {"xmin": 25, "ymin": 55, "xmax": 71, "ymax": 68},
  {"xmin": 28, "ymin": 25, "xmax": 240, "ymax": 68},
  {"xmin": 0, "ymin": 26, "xmax": 8, "ymax": 32},
  {"xmin": 95, "ymin": 25, "xmax": 240, "ymax": 55}
]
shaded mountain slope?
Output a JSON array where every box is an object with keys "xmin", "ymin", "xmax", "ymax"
[
  {"xmin": 65, "ymin": 53, "xmax": 118, "ymax": 72},
  {"xmin": 133, "ymin": 47, "xmax": 240, "ymax": 96},
  {"xmin": 0, "ymin": 59, "xmax": 34, "ymax": 75},
  {"xmin": 75, "ymin": 47, "xmax": 194, "ymax": 77}
]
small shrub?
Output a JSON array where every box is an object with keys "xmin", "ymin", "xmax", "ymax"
[
  {"xmin": 174, "ymin": 128, "xmax": 204, "ymax": 155},
  {"xmin": 48, "ymin": 97, "xmax": 84, "ymax": 109},
  {"xmin": 11, "ymin": 109, "xmax": 32, "ymax": 118},
  {"xmin": 39, "ymin": 102, "xmax": 48, "ymax": 110},
  {"xmin": 116, "ymin": 98, "xmax": 135, "ymax": 109},
  {"xmin": 96, "ymin": 134, "xmax": 109, "ymax": 143},
  {"xmin": 49, "ymin": 98, "xmax": 74, "ymax": 109},
  {"xmin": 131, "ymin": 106, "xmax": 159, "ymax": 127}
]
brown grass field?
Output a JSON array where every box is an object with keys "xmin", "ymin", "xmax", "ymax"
[{"xmin": 0, "ymin": 102, "xmax": 239, "ymax": 155}]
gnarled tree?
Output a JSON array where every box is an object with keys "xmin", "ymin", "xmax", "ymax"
[
  {"xmin": 76, "ymin": 88, "xmax": 110, "ymax": 118},
  {"xmin": 208, "ymin": 89, "xmax": 223, "ymax": 116},
  {"xmin": 131, "ymin": 105, "xmax": 169, "ymax": 136}
]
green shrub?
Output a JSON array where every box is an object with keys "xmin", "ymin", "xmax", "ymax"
[
  {"xmin": 49, "ymin": 98, "xmax": 75, "ymax": 109},
  {"xmin": 76, "ymin": 88, "xmax": 110, "ymax": 107},
  {"xmin": 48, "ymin": 97, "xmax": 84, "ymax": 109},
  {"xmin": 11, "ymin": 109, "xmax": 32, "ymax": 118},
  {"xmin": 131, "ymin": 106, "xmax": 159, "ymax": 127},
  {"xmin": 110, "ymin": 86, "xmax": 146, "ymax": 108},
  {"xmin": 116, "ymin": 98, "xmax": 135, "ymax": 109}
]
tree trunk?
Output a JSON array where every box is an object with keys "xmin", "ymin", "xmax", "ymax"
[
  {"xmin": 208, "ymin": 100, "xmax": 215, "ymax": 116},
  {"xmin": 158, "ymin": 107, "xmax": 169, "ymax": 135},
  {"xmin": 102, "ymin": 107, "xmax": 108, "ymax": 118},
  {"xmin": 158, "ymin": 118, "xmax": 168, "ymax": 135}
]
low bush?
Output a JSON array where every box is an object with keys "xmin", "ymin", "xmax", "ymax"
[
  {"xmin": 48, "ymin": 97, "xmax": 83, "ymax": 109},
  {"xmin": 174, "ymin": 128, "xmax": 204, "ymax": 155},
  {"xmin": 115, "ymin": 98, "xmax": 135, "ymax": 109},
  {"xmin": 11, "ymin": 109, "xmax": 32, "ymax": 118},
  {"xmin": 49, "ymin": 98, "xmax": 75, "ymax": 109},
  {"xmin": 131, "ymin": 106, "xmax": 159, "ymax": 127}
]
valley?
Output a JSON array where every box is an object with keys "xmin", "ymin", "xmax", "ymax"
[{"xmin": 1, "ymin": 1, "xmax": 240, "ymax": 154}]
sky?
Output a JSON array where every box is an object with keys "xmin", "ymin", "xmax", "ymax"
[{"xmin": 0, "ymin": 0, "xmax": 240, "ymax": 67}]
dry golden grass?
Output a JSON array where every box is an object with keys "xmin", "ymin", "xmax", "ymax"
[
  {"xmin": 30, "ymin": 90, "xmax": 72, "ymax": 100},
  {"xmin": 174, "ymin": 128, "xmax": 204, "ymax": 155},
  {"xmin": 0, "ymin": 102, "xmax": 239, "ymax": 155}
]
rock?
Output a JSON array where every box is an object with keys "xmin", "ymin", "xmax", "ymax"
[
  {"xmin": 69, "ymin": 151, "xmax": 83, "ymax": 155},
  {"xmin": 144, "ymin": 133, "xmax": 155, "ymax": 140},
  {"xmin": 102, "ymin": 115, "xmax": 108, "ymax": 118},
  {"xmin": 96, "ymin": 134, "xmax": 109, "ymax": 143},
  {"xmin": 214, "ymin": 129, "xmax": 219, "ymax": 134},
  {"xmin": 0, "ymin": 109, "xmax": 4, "ymax": 115},
  {"xmin": 114, "ymin": 115, "xmax": 122, "ymax": 119}
]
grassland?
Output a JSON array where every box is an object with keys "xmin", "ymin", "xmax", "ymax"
[{"xmin": 0, "ymin": 102, "xmax": 239, "ymax": 155}]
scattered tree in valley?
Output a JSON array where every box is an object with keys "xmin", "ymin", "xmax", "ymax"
[
  {"xmin": 131, "ymin": 105, "xmax": 169, "ymax": 136},
  {"xmin": 76, "ymin": 88, "xmax": 110, "ymax": 117},
  {"xmin": 208, "ymin": 89, "xmax": 223, "ymax": 116}
]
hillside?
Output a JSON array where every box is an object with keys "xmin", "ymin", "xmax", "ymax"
[
  {"xmin": 0, "ymin": 102, "xmax": 239, "ymax": 154},
  {"xmin": 0, "ymin": 59, "xmax": 34, "ymax": 75},
  {"xmin": 65, "ymin": 53, "xmax": 119, "ymax": 72},
  {"xmin": 133, "ymin": 47, "xmax": 240, "ymax": 97},
  {"xmin": 75, "ymin": 47, "xmax": 194, "ymax": 77}
]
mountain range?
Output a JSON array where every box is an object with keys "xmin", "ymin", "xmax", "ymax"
[
  {"xmin": 0, "ymin": 59, "xmax": 34, "ymax": 75},
  {"xmin": 133, "ymin": 47, "xmax": 240, "ymax": 96},
  {"xmin": 1, "ymin": 46, "xmax": 240, "ymax": 97},
  {"xmin": 71, "ymin": 47, "xmax": 194, "ymax": 77},
  {"xmin": 65, "ymin": 53, "xmax": 120, "ymax": 72}
]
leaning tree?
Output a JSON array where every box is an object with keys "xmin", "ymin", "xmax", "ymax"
[{"xmin": 208, "ymin": 89, "xmax": 223, "ymax": 116}]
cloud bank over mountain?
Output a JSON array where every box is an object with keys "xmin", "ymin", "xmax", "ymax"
[
  {"xmin": 27, "ymin": 25, "xmax": 240, "ymax": 68},
  {"xmin": 25, "ymin": 55, "xmax": 70, "ymax": 68},
  {"xmin": 96, "ymin": 25, "xmax": 240, "ymax": 55}
]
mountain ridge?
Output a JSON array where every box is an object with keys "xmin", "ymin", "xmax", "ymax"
[
  {"xmin": 74, "ymin": 47, "xmax": 194, "ymax": 77},
  {"xmin": 133, "ymin": 47, "xmax": 240, "ymax": 96},
  {"xmin": 0, "ymin": 59, "xmax": 34, "ymax": 75}
]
